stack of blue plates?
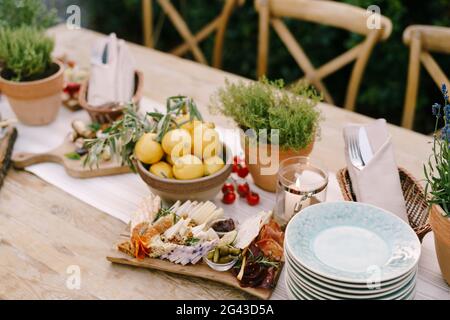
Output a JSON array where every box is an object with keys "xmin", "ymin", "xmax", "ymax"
[{"xmin": 284, "ymin": 202, "xmax": 421, "ymax": 300}]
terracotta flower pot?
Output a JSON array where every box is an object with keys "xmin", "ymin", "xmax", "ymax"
[
  {"xmin": 241, "ymin": 131, "xmax": 315, "ymax": 192},
  {"xmin": 0, "ymin": 60, "xmax": 64, "ymax": 126},
  {"xmin": 429, "ymin": 204, "xmax": 450, "ymax": 285}
]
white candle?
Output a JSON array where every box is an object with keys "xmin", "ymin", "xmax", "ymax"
[{"xmin": 284, "ymin": 169, "xmax": 325, "ymax": 220}]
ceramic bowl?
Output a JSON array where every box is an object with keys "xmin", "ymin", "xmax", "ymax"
[
  {"xmin": 203, "ymin": 253, "xmax": 238, "ymax": 272},
  {"xmin": 136, "ymin": 144, "xmax": 232, "ymax": 204}
]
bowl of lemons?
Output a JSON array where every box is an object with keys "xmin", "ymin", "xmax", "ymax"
[
  {"xmin": 134, "ymin": 121, "xmax": 232, "ymax": 203},
  {"xmin": 84, "ymin": 96, "xmax": 232, "ymax": 203}
]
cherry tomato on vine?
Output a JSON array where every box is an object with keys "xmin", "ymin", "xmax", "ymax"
[
  {"xmin": 246, "ymin": 192, "xmax": 260, "ymax": 206},
  {"xmin": 221, "ymin": 183, "xmax": 235, "ymax": 194},
  {"xmin": 222, "ymin": 191, "xmax": 236, "ymax": 205},
  {"xmin": 237, "ymin": 182, "xmax": 250, "ymax": 197},
  {"xmin": 237, "ymin": 165, "xmax": 249, "ymax": 178}
]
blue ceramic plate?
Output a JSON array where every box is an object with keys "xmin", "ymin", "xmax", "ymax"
[{"xmin": 285, "ymin": 202, "xmax": 421, "ymax": 283}]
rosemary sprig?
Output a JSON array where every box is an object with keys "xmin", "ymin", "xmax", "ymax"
[
  {"xmin": 83, "ymin": 104, "xmax": 155, "ymax": 170},
  {"xmin": 82, "ymin": 96, "xmax": 203, "ymax": 170},
  {"xmin": 255, "ymin": 255, "xmax": 280, "ymax": 269}
]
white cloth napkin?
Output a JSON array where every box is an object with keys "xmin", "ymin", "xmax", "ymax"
[
  {"xmin": 343, "ymin": 119, "xmax": 408, "ymax": 222},
  {"xmin": 88, "ymin": 33, "xmax": 136, "ymax": 107}
]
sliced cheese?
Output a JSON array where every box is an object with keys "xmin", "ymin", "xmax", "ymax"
[
  {"xmin": 234, "ymin": 211, "xmax": 273, "ymax": 249},
  {"xmin": 206, "ymin": 228, "xmax": 219, "ymax": 241},
  {"xmin": 192, "ymin": 223, "xmax": 207, "ymax": 236},
  {"xmin": 203, "ymin": 208, "xmax": 224, "ymax": 226},
  {"xmin": 163, "ymin": 218, "xmax": 185, "ymax": 240}
]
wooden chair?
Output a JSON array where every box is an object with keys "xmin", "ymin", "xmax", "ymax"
[
  {"xmin": 141, "ymin": 0, "xmax": 245, "ymax": 68},
  {"xmin": 402, "ymin": 25, "xmax": 450, "ymax": 130},
  {"xmin": 255, "ymin": 0, "xmax": 392, "ymax": 111}
]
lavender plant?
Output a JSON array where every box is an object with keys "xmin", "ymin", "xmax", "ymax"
[{"xmin": 424, "ymin": 84, "xmax": 450, "ymax": 216}]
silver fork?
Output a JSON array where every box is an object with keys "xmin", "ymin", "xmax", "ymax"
[{"xmin": 348, "ymin": 131, "xmax": 366, "ymax": 170}]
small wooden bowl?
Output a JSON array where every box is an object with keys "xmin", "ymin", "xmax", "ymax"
[
  {"xmin": 79, "ymin": 70, "xmax": 143, "ymax": 124},
  {"xmin": 136, "ymin": 145, "xmax": 233, "ymax": 204}
]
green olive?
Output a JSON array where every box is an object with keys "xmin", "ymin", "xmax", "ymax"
[
  {"xmin": 219, "ymin": 256, "xmax": 234, "ymax": 264},
  {"xmin": 213, "ymin": 248, "xmax": 220, "ymax": 263},
  {"xmin": 207, "ymin": 251, "xmax": 214, "ymax": 260},
  {"xmin": 219, "ymin": 246, "xmax": 229, "ymax": 256},
  {"xmin": 229, "ymin": 248, "xmax": 241, "ymax": 256}
]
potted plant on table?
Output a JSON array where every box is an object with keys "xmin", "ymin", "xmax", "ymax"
[
  {"xmin": 0, "ymin": 26, "xmax": 64, "ymax": 126},
  {"xmin": 425, "ymin": 84, "xmax": 450, "ymax": 285},
  {"xmin": 210, "ymin": 78, "xmax": 321, "ymax": 192}
]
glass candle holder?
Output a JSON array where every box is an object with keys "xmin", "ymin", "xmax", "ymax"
[{"xmin": 275, "ymin": 156, "xmax": 328, "ymax": 226}]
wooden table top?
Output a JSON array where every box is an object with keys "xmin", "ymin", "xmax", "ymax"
[{"xmin": 0, "ymin": 25, "xmax": 448, "ymax": 300}]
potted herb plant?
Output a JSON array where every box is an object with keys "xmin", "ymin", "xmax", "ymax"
[
  {"xmin": 425, "ymin": 84, "xmax": 450, "ymax": 285},
  {"xmin": 210, "ymin": 78, "xmax": 321, "ymax": 192},
  {"xmin": 0, "ymin": 26, "xmax": 64, "ymax": 126}
]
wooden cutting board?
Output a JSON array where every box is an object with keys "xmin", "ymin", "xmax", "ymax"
[
  {"xmin": 0, "ymin": 126, "xmax": 17, "ymax": 189},
  {"xmin": 107, "ymin": 232, "xmax": 283, "ymax": 300},
  {"xmin": 12, "ymin": 136, "xmax": 131, "ymax": 178},
  {"xmin": 107, "ymin": 253, "xmax": 280, "ymax": 300}
]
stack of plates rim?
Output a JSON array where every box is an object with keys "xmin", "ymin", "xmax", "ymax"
[{"xmin": 284, "ymin": 202, "xmax": 421, "ymax": 300}]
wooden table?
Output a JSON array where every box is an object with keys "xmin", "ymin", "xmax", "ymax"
[{"xmin": 0, "ymin": 25, "xmax": 448, "ymax": 300}]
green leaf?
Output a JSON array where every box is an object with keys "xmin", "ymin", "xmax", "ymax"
[
  {"xmin": 65, "ymin": 152, "xmax": 81, "ymax": 160},
  {"xmin": 88, "ymin": 122, "xmax": 101, "ymax": 132}
]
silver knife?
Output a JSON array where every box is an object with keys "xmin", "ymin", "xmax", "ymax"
[{"xmin": 358, "ymin": 127, "xmax": 373, "ymax": 165}]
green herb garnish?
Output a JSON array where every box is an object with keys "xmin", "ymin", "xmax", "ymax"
[
  {"xmin": 65, "ymin": 152, "xmax": 81, "ymax": 160},
  {"xmin": 185, "ymin": 237, "xmax": 200, "ymax": 246},
  {"xmin": 153, "ymin": 208, "xmax": 173, "ymax": 223},
  {"xmin": 88, "ymin": 122, "xmax": 101, "ymax": 132}
]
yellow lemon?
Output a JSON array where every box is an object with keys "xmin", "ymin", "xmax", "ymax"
[
  {"xmin": 134, "ymin": 133, "xmax": 164, "ymax": 164},
  {"xmin": 173, "ymin": 155, "xmax": 204, "ymax": 180},
  {"xmin": 191, "ymin": 125, "xmax": 221, "ymax": 159},
  {"xmin": 203, "ymin": 156, "xmax": 225, "ymax": 176},
  {"xmin": 150, "ymin": 161, "xmax": 174, "ymax": 179},
  {"xmin": 165, "ymin": 153, "xmax": 177, "ymax": 166},
  {"xmin": 175, "ymin": 114, "xmax": 194, "ymax": 133},
  {"xmin": 162, "ymin": 129, "xmax": 192, "ymax": 158}
]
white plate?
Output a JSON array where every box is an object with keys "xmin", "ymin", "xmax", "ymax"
[
  {"xmin": 287, "ymin": 267, "xmax": 417, "ymax": 300},
  {"xmin": 286, "ymin": 249, "xmax": 417, "ymax": 292},
  {"xmin": 285, "ymin": 202, "xmax": 421, "ymax": 283},
  {"xmin": 288, "ymin": 275, "xmax": 416, "ymax": 301}
]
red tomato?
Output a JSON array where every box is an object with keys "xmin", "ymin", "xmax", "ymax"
[
  {"xmin": 232, "ymin": 163, "xmax": 239, "ymax": 173},
  {"xmin": 222, "ymin": 191, "xmax": 236, "ymax": 204},
  {"xmin": 221, "ymin": 183, "xmax": 235, "ymax": 194},
  {"xmin": 65, "ymin": 82, "xmax": 81, "ymax": 95},
  {"xmin": 246, "ymin": 192, "xmax": 260, "ymax": 206},
  {"xmin": 237, "ymin": 165, "xmax": 249, "ymax": 178},
  {"xmin": 233, "ymin": 156, "xmax": 241, "ymax": 165},
  {"xmin": 237, "ymin": 182, "xmax": 250, "ymax": 197}
]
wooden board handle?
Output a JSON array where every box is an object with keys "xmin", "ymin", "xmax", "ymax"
[{"xmin": 12, "ymin": 151, "xmax": 62, "ymax": 169}]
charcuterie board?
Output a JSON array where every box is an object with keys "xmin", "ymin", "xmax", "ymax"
[
  {"xmin": 12, "ymin": 136, "xmax": 131, "ymax": 179},
  {"xmin": 107, "ymin": 253, "xmax": 280, "ymax": 300},
  {"xmin": 107, "ymin": 235, "xmax": 282, "ymax": 300},
  {"xmin": 106, "ymin": 196, "xmax": 285, "ymax": 300}
]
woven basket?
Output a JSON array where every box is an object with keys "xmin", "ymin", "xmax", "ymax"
[
  {"xmin": 79, "ymin": 70, "xmax": 143, "ymax": 124},
  {"xmin": 336, "ymin": 167, "xmax": 432, "ymax": 242}
]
